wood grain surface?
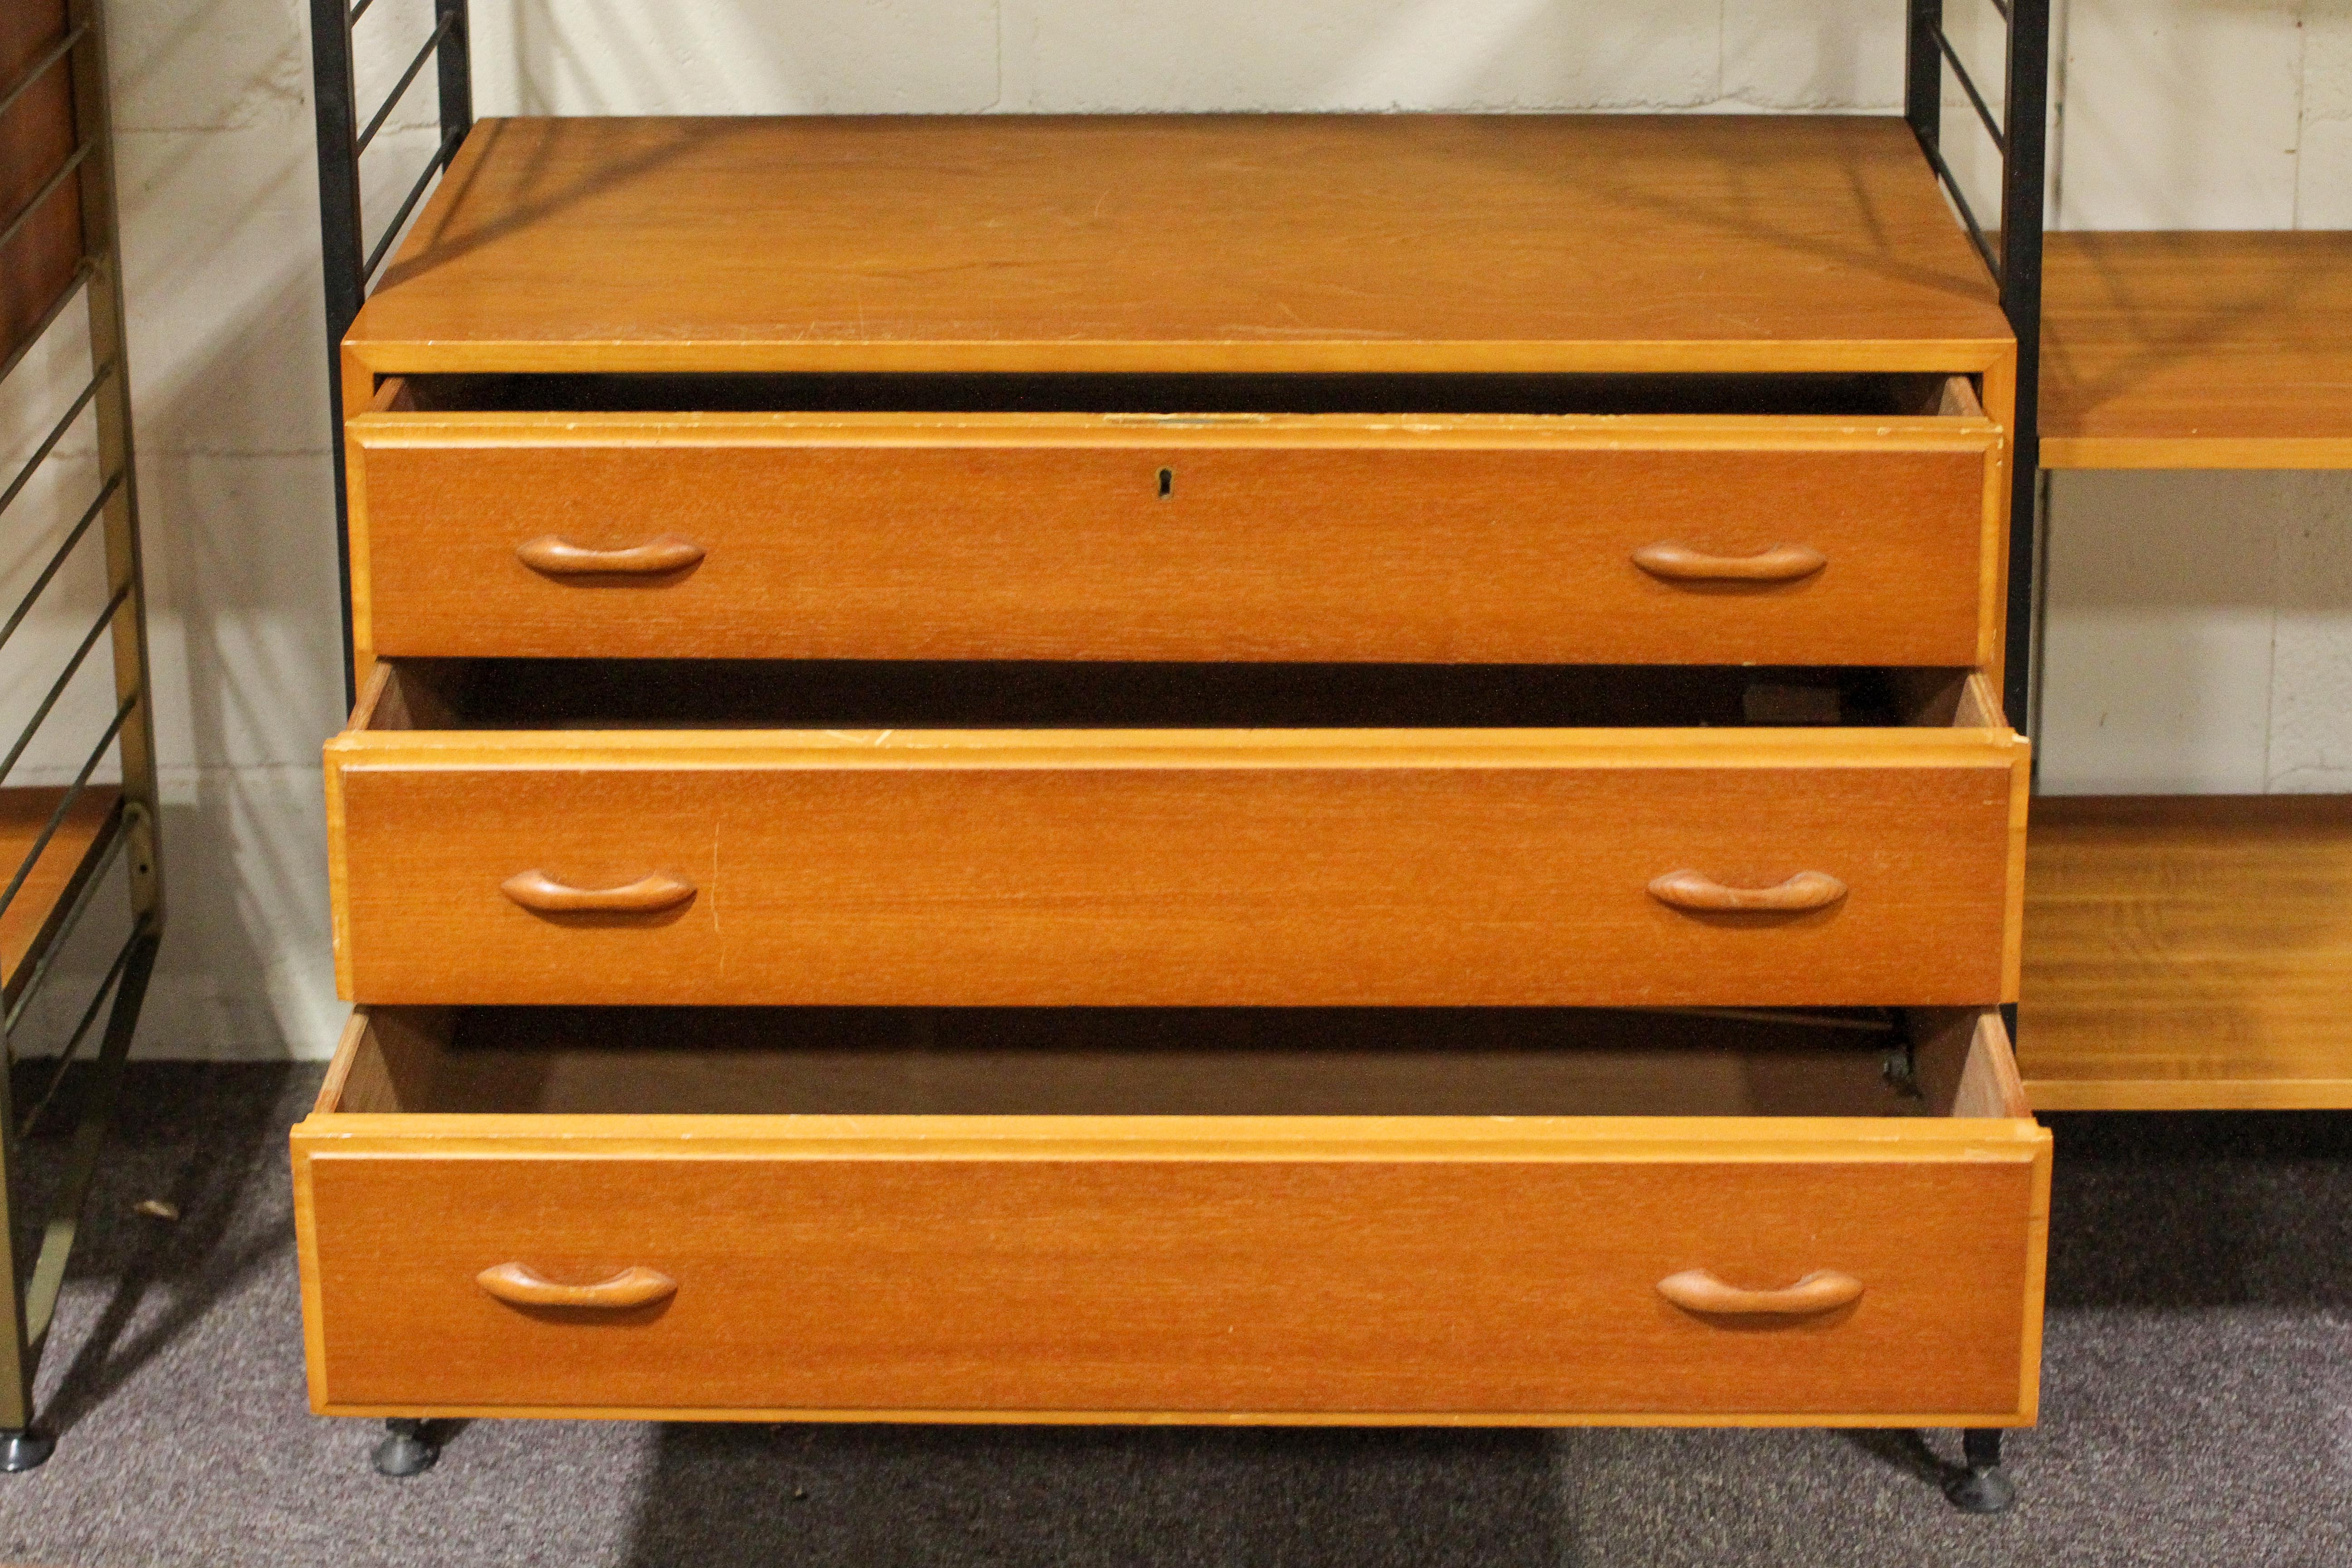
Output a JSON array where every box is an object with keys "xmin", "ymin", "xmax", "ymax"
[
  {"xmin": 291, "ymin": 1006, "xmax": 2047, "ymax": 1423},
  {"xmin": 325, "ymin": 666, "xmax": 2027, "ymax": 1008},
  {"xmin": 2041, "ymin": 231, "xmax": 2352, "ymax": 468},
  {"xmin": 2021, "ymin": 794, "xmax": 2352, "ymax": 1108},
  {"xmin": 348, "ymin": 403, "xmax": 2005, "ymax": 668},
  {"xmin": 343, "ymin": 115, "xmax": 2015, "ymax": 378},
  {"xmin": 1, "ymin": 0, "xmax": 83, "ymax": 368},
  {"xmin": 0, "ymin": 784, "xmax": 119, "ymax": 1004}
]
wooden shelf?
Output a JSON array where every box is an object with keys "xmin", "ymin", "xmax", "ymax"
[
  {"xmin": 2034, "ymin": 238, "xmax": 2352, "ymax": 1101},
  {"xmin": 349, "ymin": 114, "xmax": 2013, "ymax": 379},
  {"xmin": 0, "ymin": 785, "xmax": 121, "ymax": 1007},
  {"xmin": 2019, "ymin": 795, "xmax": 2352, "ymax": 1109},
  {"xmin": 2041, "ymin": 231, "xmax": 2352, "ymax": 469}
]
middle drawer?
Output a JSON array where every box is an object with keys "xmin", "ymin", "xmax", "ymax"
[{"xmin": 327, "ymin": 662, "xmax": 2028, "ymax": 1008}]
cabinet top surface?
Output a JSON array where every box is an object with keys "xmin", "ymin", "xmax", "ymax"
[{"xmin": 346, "ymin": 114, "xmax": 2012, "ymax": 376}]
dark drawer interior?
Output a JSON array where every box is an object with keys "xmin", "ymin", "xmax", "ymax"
[
  {"xmin": 370, "ymin": 660, "xmax": 1986, "ymax": 733},
  {"xmin": 336, "ymin": 1004, "xmax": 2016, "ymax": 1121},
  {"xmin": 389, "ymin": 371, "xmax": 1972, "ymax": 418}
]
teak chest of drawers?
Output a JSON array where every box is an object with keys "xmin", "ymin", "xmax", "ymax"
[{"xmin": 294, "ymin": 114, "xmax": 2048, "ymax": 1470}]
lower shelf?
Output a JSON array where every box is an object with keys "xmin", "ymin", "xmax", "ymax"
[
  {"xmin": 2020, "ymin": 794, "xmax": 2352, "ymax": 1109},
  {"xmin": 0, "ymin": 784, "xmax": 122, "ymax": 1007}
]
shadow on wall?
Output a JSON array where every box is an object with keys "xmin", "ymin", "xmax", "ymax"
[
  {"xmin": 142, "ymin": 791, "xmax": 339, "ymax": 1058},
  {"xmin": 52, "ymin": 260, "xmax": 343, "ymax": 1060},
  {"xmin": 2, "ymin": 26, "xmax": 350, "ymax": 1060},
  {"xmin": 123, "ymin": 254, "xmax": 346, "ymax": 1061}
]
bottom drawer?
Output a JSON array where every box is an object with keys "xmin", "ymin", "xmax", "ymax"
[{"xmin": 292, "ymin": 1006, "xmax": 2049, "ymax": 1424}]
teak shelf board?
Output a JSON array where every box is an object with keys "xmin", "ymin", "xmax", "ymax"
[
  {"xmin": 2019, "ymin": 794, "xmax": 2352, "ymax": 1109},
  {"xmin": 2040, "ymin": 231, "xmax": 2352, "ymax": 469},
  {"xmin": 346, "ymin": 114, "xmax": 2014, "ymax": 379},
  {"xmin": 0, "ymin": 784, "xmax": 121, "ymax": 1004}
]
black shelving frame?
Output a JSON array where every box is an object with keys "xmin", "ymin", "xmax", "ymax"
[
  {"xmin": 302, "ymin": 0, "xmax": 2053, "ymax": 1509},
  {"xmin": 0, "ymin": 0, "xmax": 168, "ymax": 1471},
  {"xmin": 1906, "ymin": 0, "xmax": 2048, "ymax": 743},
  {"xmin": 311, "ymin": 0, "xmax": 471, "ymax": 706}
]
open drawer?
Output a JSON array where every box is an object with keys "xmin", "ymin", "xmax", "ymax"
[
  {"xmin": 292, "ymin": 1003, "xmax": 2049, "ymax": 1423},
  {"xmin": 345, "ymin": 371, "xmax": 2007, "ymax": 669},
  {"xmin": 324, "ymin": 661, "xmax": 2029, "ymax": 1008}
]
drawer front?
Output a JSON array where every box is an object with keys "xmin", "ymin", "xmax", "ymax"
[
  {"xmin": 348, "ymin": 414, "xmax": 2002, "ymax": 666},
  {"xmin": 328, "ymin": 735, "xmax": 2025, "ymax": 1008},
  {"xmin": 294, "ymin": 1116, "xmax": 2045, "ymax": 1422}
]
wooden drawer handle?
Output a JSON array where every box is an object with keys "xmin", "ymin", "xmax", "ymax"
[
  {"xmin": 1647, "ymin": 869, "xmax": 1847, "ymax": 912},
  {"xmin": 476, "ymin": 1263, "xmax": 677, "ymax": 1310},
  {"xmin": 501, "ymin": 869, "xmax": 696, "ymax": 914},
  {"xmin": 1632, "ymin": 542, "xmax": 1827, "ymax": 583},
  {"xmin": 516, "ymin": 534, "xmax": 706, "ymax": 576},
  {"xmin": 1656, "ymin": 1269, "xmax": 1862, "ymax": 1316}
]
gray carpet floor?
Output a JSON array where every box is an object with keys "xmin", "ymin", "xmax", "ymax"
[{"xmin": 0, "ymin": 1063, "xmax": 2344, "ymax": 1566}]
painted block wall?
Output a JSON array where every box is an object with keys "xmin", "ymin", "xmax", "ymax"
[{"xmin": 0, "ymin": 0, "xmax": 2342, "ymax": 1057}]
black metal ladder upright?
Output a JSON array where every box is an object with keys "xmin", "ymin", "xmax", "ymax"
[
  {"xmin": 1906, "ymin": 0, "xmax": 2050, "ymax": 740},
  {"xmin": 1904, "ymin": 0, "xmax": 2050, "ymax": 1511},
  {"xmin": 310, "ymin": 0, "xmax": 474, "ymax": 714},
  {"xmin": 0, "ymin": 0, "xmax": 167, "ymax": 1471}
]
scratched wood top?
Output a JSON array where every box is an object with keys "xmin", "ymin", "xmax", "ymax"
[{"xmin": 346, "ymin": 114, "xmax": 2013, "ymax": 376}]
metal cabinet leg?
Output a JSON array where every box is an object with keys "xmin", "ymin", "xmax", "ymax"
[
  {"xmin": 0, "ymin": 1028, "xmax": 46, "ymax": 1472},
  {"xmin": 372, "ymin": 1418, "xmax": 439, "ymax": 1477},
  {"xmin": 0, "ymin": 1429, "xmax": 53, "ymax": 1472},
  {"xmin": 1945, "ymin": 1428, "xmax": 2017, "ymax": 1513}
]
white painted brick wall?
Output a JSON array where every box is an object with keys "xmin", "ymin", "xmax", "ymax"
[{"xmin": 1, "ymin": 0, "xmax": 2339, "ymax": 1055}]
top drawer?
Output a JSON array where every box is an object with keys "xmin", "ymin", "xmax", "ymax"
[{"xmin": 346, "ymin": 372, "xmax": 2007, "ymax": 668}]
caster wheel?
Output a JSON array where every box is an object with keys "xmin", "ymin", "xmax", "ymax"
[{"xmin": 372, "ymin": 1420, "xmax": 438, "ymax": 1478}]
